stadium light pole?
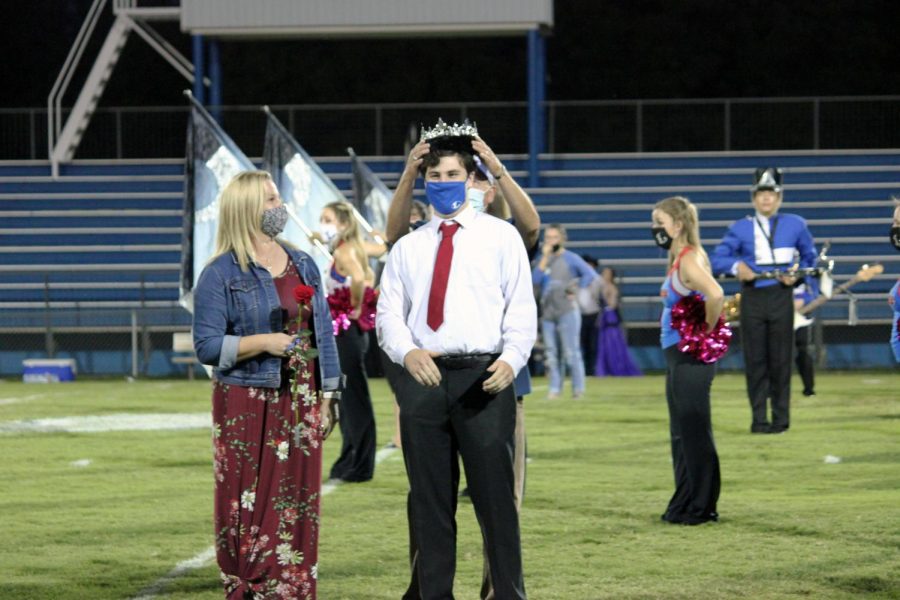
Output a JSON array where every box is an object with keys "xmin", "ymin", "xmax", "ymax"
[
  {"xmin": 208, "ymin": 39, "xmax": 222, "ymax": 123},
  {"xmin": 527, "ymin": 28, "xmax": 546, "ymax": 189},
  {"xmin": 191, "ymin": 35, "xmax": 205, "ymax": 105}
]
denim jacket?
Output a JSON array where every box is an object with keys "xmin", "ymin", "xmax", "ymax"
[{"xmin": 192, "ymin": 244, "xmax": 341, "ymax": 391}]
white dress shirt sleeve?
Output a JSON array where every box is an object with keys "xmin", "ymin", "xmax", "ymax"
[
  {"xmin": 376, "ymin": 241, "xmax": 418, "ymax": 366},
  {"xmin": 497, "ymin": 228, "xmax": 538, "ymax": 374}
]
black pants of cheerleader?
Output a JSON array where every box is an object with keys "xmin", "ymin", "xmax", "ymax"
[
  {"xmin": 662, "ymin": 345, "xmax": 720, "ymax": 525},
  {"xmin": 329, "ymin": 322, "xmax": 376, "ymax": 482},
  {"xmin": 740, "ymin": 283, "xmax": 794, "ymax": 432}
]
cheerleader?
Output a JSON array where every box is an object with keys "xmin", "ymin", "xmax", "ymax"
[
  {"xmin": 319, "ymin": 200, "xmax": 381, "ymax": 482},
  {"xmin": 652, "ymin": 196, "xmax": 728, "ymax": 525}
]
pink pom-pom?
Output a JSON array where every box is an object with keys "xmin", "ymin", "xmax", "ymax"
[
  {"xmin": 327, "ymin": 286, "xmax": 379, "ymax": 335},
  {"xmin": 670, "ymin": 295, "xmax": 732, "ymax": 364},
  {"xmin": 356, "ymin": 287, "xmax": 379, "ymax": 332}
]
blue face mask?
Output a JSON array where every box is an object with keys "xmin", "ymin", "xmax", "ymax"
[{"xmin": 425, "ymin": 181, "xmax": 467, "ymax": 216}]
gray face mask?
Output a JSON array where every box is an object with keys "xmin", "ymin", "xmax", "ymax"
[{"xmin": 261, "ymin": 205, "xmax": 288, "ymax": 238}]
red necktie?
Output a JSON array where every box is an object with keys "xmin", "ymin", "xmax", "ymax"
[{"xmin": 427, "ymin": 221, "xmax": 460, "ymax": 331}]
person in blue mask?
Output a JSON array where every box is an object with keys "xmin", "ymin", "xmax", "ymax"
[
  {"xmin": 712, "ymin": 168, "xmax": 817, "ymax": 434},
  {"xmin": 385, "ymin": 122, "xmax": 539, "ymax": 600},
  {"xmin": 378, "ymin": 119, "xmax": 536, "ymax": 600}
]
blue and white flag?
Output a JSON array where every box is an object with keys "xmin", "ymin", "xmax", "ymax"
[
  {"xmin": 180, "ymin": 96, "xmax": 254, "ymax": 309},
  {"xmin": 262, "ymin": 110, "xmax": 345, "ymax": 276},
  {"xmin": 348, "ymin": 147, "xmax": 392, "ymax": 237}
]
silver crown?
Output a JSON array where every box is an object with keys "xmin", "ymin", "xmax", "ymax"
[{"xmin": 420, "ymin": 118, "xmax": 479, "ymax": 142}]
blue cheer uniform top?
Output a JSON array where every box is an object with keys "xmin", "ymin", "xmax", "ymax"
[
  {"xmin": 890, "ymin": 279, "xmax": 900, "ymax": 362},
  {"xmin": 325, "ymin": 262, "xmax": 350, "ymax": 295},
  {"xmin": 660, "ymin": 247, "xmax": 701, "ymax": 349}
]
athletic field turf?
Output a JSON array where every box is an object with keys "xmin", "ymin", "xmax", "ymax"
[{"xmin": 0, "ymin": 372, "xmax": 897, "ymax": 599}]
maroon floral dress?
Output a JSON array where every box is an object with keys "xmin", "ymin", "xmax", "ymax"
[{"xmin": 211, "ymin": 260, "xmax": 323, "ymax": 599}]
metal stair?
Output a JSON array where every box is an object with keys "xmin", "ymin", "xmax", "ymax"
[
  {"xmin": 48, "ymin": 0, "xmax": 187, "ymax": 177},
  {"xmin": 52, "ymin": 15, "xmax": 132, "ymax": 165}
]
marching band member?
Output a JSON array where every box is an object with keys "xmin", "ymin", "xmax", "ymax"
[{"xmin": 711, "ymin": 168, "xmax": 817, "ymax": 434}]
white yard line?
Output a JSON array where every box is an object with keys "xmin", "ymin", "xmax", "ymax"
[
  {"xmin": 0, "ymin": 412, "xmax": 210, "ymax": 434},
  {"xmin": 0, "ymin": 393, "xmax": 46, "ymax": 406},
  {"xmin": 130, "ymin": 444, "xmax": 399, "ymax": 599},
  {"xmin": 130, "ymin": 547, "xmax": 218, "ymax": 600}
]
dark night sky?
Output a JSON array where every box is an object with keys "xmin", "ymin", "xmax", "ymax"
[{"xmin": 4, "ymin": 0, "xmax": 900, "ymax": 108}]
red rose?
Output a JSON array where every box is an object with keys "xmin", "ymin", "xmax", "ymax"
[{"xmin": 293, "ymin": 284, "xmax": 315, "ymax": 305}]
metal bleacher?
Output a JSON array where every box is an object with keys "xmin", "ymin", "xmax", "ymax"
[
  {"xmin": 324, "ymin": 151, "xmax": 900, "ymax": 328},
  {"xmin": 1, "ymin": 150, "xmax": 898, "ymax": 334}
]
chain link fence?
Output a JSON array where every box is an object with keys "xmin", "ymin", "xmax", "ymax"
[
  {"xmin": 0, "ymin": 307, "xmax": 194, "ymax": 379},
  {"xmin": 4, "ymin": 96, "xmax": 900, "ymax": 160}
]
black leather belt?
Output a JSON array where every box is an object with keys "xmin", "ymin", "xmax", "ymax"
[{"xmin": 433, "ymin": 353, "xmax": 499, "ymax": 370}]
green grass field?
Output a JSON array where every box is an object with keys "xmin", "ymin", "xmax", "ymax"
[{"xmin": 0, "ymin": 372, "xmax": 898, "ymax": 599}]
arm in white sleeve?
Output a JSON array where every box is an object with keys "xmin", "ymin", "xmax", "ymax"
[
  {"xmin": 498, "ymin": 228, "xmax": 538, "ymax": 374},
  {"xmin": 376, "ymin": 244, "xmax": 418, "ymax": 366}
]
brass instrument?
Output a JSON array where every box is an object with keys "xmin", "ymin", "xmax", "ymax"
[
  {"xmin": 723, "ymin": 293, "xmax": 741, "ymax": 323},
  {"xmin": 718, "ymin": 243, "xmax": 833, "ymax": 325}
]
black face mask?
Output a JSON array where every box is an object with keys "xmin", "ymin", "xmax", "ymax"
[
  {"xmin": 891, "ymin": 226, "xmax": 900, "ymax": 251},
  {"xmin": 651, "ymin": 227, "xmax": 672, "ymax": 250}
]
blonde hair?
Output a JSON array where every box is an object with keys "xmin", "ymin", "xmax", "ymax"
[
  {"xmin": 211, "ymin": 170, "xmax": 273, "ymax": 272},
  {"xmin": 654, "ymin": 196, "xmax": 710, "ymax": 270},
  {"xmin": 323, "ymin": 201, "xmax": 374, "ymax": 281}
]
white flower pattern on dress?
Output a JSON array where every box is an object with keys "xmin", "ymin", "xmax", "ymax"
[
  {"xmin": 241, "ymin": 488, "xmax": 256, "ymax": 511},
  {"xmin": 275, "ymin": 440, "xmax": 290, "ymax": 461}
]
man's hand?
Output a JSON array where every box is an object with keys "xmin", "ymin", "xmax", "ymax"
[
  {"xmin": 778, "ymin": 274, "xmax": 798, "ymax": 287},
  {"xmin": 404, "ymin": 349, "xmax": 442, "ymax": 388},
  {"xmin": 736, "ymin": 262, "xmax": 757, "ymax": 282},
  {"xmin": 471, "ymin": 135, "xmax": 503, "ymax": 178},
  {"xmin": 541, "ymin": 241, "xmax": 559, "ymax": 258},
  {"xmin": 405, "ymin": 140, "xmax": 431, "ymax": 175},
  {"xmin": 483, "ymin": 359, "xmax": 514, "ymax": 394}
]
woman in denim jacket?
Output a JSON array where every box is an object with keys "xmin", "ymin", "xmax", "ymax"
[{"xmin": 193, "ymin": 170, "xmax": 340, "ymax": 599}]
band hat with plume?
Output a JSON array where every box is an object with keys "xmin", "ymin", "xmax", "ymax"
[
  {"xmin": 752, "ymin": 167, "xmax": 783, "ymax": 193},
  {"xmin": 420, "ymin": 118, "xmax": 479, "ymax": 155}
]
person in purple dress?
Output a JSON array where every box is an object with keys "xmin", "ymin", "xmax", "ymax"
[
  {"xmin": 889, "ymin": 202, "xmax": 900, "ymax": 362},
  {"xmin": 594, "ymin": 267, "xmax": 643, "ymax": 377}
]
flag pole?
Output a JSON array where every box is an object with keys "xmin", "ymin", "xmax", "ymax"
[
  {"xmin": 346, "ymin": 147, "xmax": 385, "ymax": 245},
  {"xmin": 261, "ymin": 105, "xmax": 334, "ymax": 263},
  {"xmin": 284, "ymin": 204, "xmax": 333, "ymax": 263}
]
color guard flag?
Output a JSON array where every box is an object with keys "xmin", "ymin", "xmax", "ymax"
[
  {"xmin": 180, "ymin": 92, "xmax": 254, "ymax": 310},
  {"xmin": 262, "ymin": 109, "xmax": 345, "ymax": 276}
]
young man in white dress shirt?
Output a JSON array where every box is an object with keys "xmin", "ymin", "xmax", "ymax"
[{"xmin": 377, "ymin": 121, "xmax": 536, "ymax": 600}]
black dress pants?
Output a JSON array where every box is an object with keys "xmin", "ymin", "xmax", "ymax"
[
  {"xmin": 794, "ymin": 324, "xmax": 815, "ymax": 395},
  {"xmin": 740, "ymin": 284, "xmax": 794, "ymax": 432},
  {"xmin": 329, "ymin": 323, "xmax": 376, "ymax": 481},
  {"xmin": 662, "ymin": 346, "xmax": 720, "ymax": 524},
  {"xmin": 398, "ymin": 355, "xmax": 525, "ymax": 600}
]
